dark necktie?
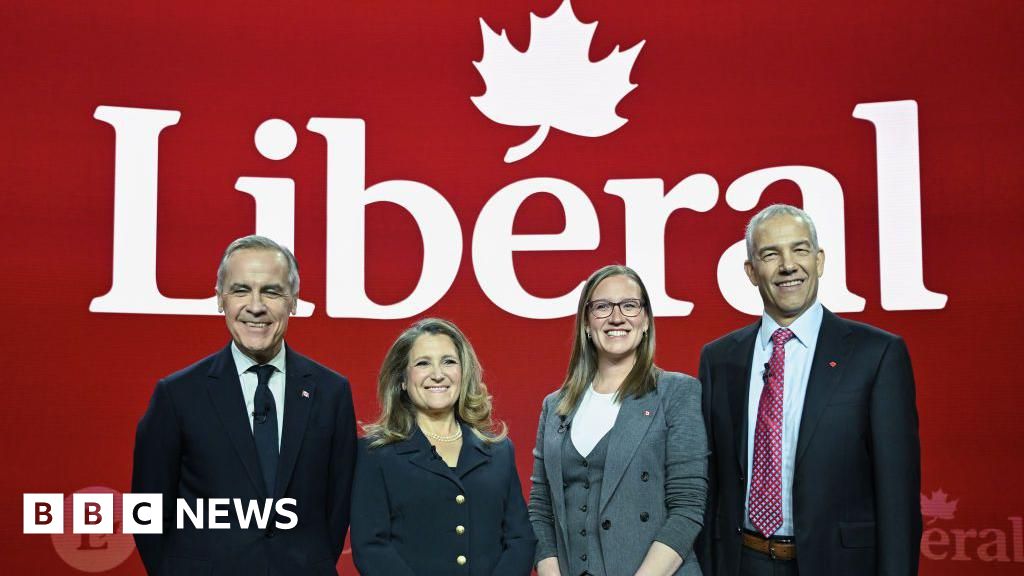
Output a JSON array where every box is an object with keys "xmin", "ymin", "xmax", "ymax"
[
  {"xmin": 749, "ymin": 327, "xmax": 794, "ymax": 536},
  {"xmin": 249, "ymin": 364, "xmax": 278, "ymax": 496}
]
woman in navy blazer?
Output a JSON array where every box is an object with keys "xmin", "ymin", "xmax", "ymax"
[
  {"xmin": 351, "ymin": 318, "xmax": 536, "ymax": 576},
  {"xmin": 529, "ymin": 265, "xmax": 708, "ymax": 576}
]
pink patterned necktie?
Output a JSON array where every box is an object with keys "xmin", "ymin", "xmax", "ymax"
[{"xmin": 749, "ymin": 327, "xmax": 794, "ymax": 537}]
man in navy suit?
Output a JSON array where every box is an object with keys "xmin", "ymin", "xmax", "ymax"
[
  {"xmin": 132, "ymin": 235, "xmax": 357, "ymax": 575},
  {"xmin": 697, "ymin": 205, "xmax": 921, "ymax": 576}
]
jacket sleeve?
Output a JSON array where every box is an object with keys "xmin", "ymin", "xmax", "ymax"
[
  {"xmin": 490, "ymin": 440, "xmax": 539, "ymax": 576},
  {"xmin": 695, "ymin": 347, "xmax": 716, "ymax": 576},
  {"xmin": 327, "ymin": 376, "xmax": 357, "ymax": 561},
  {"xmin": 870, "ymin": 337, "xmax": 922, "ymax": 576},
  {"xmin": 654, "ymin": 375, "xmax": 709, "ymax": 563},
  {"xmin": 131, "ymin": 379, "xmax": 181, "ymax": 575},
  {"xmin": 528, "ymin": 396, "xmax": 559, "ymax": 565},
  {"xmin": 350, "ymin": 441, "xmax": 417, "ymax": 576}
]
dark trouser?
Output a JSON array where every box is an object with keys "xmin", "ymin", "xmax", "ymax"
[{"xmin": 739, "ymin": 545, "xmax": 799, "ymax": 576}]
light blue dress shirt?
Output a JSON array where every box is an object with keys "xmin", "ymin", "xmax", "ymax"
[
  {"xmin": 231, "ymin": 342, "xmax": 287, "ymax": 449},
  {"xmin": 744, "ymin": 301, "xmax": 823, "ymax": 537}
]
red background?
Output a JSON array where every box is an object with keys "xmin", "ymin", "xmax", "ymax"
[{"xmin": 2, "ymin": 1, "xmax": 1022, "ymax": 573}]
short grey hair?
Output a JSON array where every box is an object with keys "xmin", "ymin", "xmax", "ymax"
[
  {"xmin": 745, "ymin": 204, "xmax": 819, "ymax": 260},
  {"xmin": 215, "ymin": 235, "xmax": 300, "ymax": 296}
]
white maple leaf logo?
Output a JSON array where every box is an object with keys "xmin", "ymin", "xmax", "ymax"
[{"xmin": 471, "ymin": 0, "xmax": 645, "ymax": 163}]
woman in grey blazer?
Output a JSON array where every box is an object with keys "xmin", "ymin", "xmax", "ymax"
[{"xmin": 530, "ymin": 265, "xmax": 708, "ymax": 576}]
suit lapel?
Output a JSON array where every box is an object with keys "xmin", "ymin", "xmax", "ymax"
[
  {"xmin": 206, "ymin": 345, "xmax": 267, "ymax": 498},
  {"xmin": 274, "ymin": 347, "xmax": 317, "ymax": 499},
  {"xmin": 397, "ymin": 427, "xmax": 466, "ymax": 490},
  {"xmin": 456, "ymin": 425, "xmax": 493, "ymax": 479},
  {"xmin": 795, "ymin": 309, "xmax": 852, "ymax": 468},
  {"xmin": 727, "ymin": 323, "xmax": 760, "ymax": 478},
  {"xmin": 544, "ymin": 397, "xmax": 576, "ymax": 544},
  {"xmin": 599, "ymin": 388, "xmax": 659, "ymax": 515}
]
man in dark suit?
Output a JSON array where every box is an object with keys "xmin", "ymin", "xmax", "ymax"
[
  {"xmin": 697, "ymin": 205, "xmax": 921, "ymax": 576},
  {"xmin": 132, "ymin": 235, "xmax": 357, "ymax": 575}
]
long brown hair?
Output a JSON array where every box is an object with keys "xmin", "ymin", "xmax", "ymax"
[
  {"xmin": 363, "ymin": 318, "xmax": 508, "ymax": 447},
  {"xmin": 557, "ymin": 265, "xmax": 660, "ymax": 415}
]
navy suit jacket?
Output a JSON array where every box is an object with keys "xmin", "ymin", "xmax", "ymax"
[
  {"xmin": 132, "ymin": 344, "xmax": 357, "ymax": 576},
  {"xmin": 696, "ymin": 309, "xmax": 922, "ymax": 576},
  {"xmin": 351, "ymin": 424, "xmax": 536, "ymax": 576}
]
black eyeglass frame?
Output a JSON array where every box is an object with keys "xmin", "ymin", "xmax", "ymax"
[{"xmin": 586, "ymin": 298, "xmax": 645, "ymax": 319}]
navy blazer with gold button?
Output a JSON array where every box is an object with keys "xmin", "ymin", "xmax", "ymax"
[{"xmin": 351, "ymin": 423, "xmax": 536, "ymax": 576}]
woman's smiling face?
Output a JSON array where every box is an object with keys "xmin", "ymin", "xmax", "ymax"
[
  {"xmin": 404, "ymin": 333, "xmax": 462, "ymax": 417},
  {"xmin": 587, "ymin": 275, "xmax": 649, "ymax": 362}
]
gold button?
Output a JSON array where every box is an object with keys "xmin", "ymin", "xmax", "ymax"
[
  {"xmin": 456, "ymin": 555, "xmax": 467, "ymax": 565},
  {"xmin": 455, "ymin": 494, "xmax": 465, "ymax": 504},
  {"xmin": 456, "ymin": 525, "xmax": 465, "ymax": 535}
]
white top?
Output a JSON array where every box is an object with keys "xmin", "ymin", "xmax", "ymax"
[
  {"xmin": 231, "ymin": 342, "xmax": 287, "ymax": 449},
  {"xmin": 744, "ymin": 301, "xmax": 823, "ymax": 537},
  {"xmin": 571, "ymin": 383, "xmax": 621, "ymax": 457}
]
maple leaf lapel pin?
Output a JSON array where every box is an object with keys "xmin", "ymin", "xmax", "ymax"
[{"xmin": 472, "ymin": 0, "xmax": 645, "ymax": 163}]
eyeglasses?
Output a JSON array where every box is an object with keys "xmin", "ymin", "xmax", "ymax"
[{"xmin": 588, "ymin": 299, "xmax": 644, "ymax": 318}]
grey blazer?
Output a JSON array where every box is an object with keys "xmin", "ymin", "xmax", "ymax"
[{"xmin": 529, "ymin": 371, "xmax": 708, "ymax": 575}]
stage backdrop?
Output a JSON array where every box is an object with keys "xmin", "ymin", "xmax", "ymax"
[{"xmin": 3, "ymin": 0, "xmax": 1022, "ymax": 573}]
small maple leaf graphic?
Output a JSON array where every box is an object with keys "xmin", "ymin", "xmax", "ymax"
[
  {"xmin": 920, "ymin": 489, "xmax": 958, "ymax": 525},
  {"xmin": 472, "ymin": 0, "xmax": 645, "ymax": 163}
]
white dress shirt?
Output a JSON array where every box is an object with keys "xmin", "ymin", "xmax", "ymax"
[
  {"xmin": 231, "ymin": 342, "xmax": 287, "ymax": 449},
  {"xmin": 744, "ymin": 301, "xmax": 823, "ymax": 537},
  {"xmin": 571, "ymin": 384, "xmax": 621, "ymax": 457}
]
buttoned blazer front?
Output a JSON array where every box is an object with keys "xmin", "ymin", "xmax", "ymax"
[
  {"xmin": 132, "ymin": 344, "xmax": 357, "ymax": 576},
  {"xmin": 696, "ymin": 309, "xmax": 922, "ymax": 576},
  {"xmin": 350, "ymin": 424, "xmax": 536, "ymax": 576},
  {"xmin": 529, "ymin": 371, "xmax": 708, "ymax": 576}
]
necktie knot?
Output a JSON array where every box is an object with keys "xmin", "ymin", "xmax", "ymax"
[
  {"xmin": 772, "ymin": 328, "xmax": 795, "ymax": 347},
  {"xmin": 249, "ymin": 364, "xmax": 276, "ymax": 386}
]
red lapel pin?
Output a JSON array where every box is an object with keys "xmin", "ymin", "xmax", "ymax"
[
  {"xmin": 828, "ymin": 361, "xmax": 838, "ymax": 368},
  {"xmin": 301, "ymin": 390, "xmax": 310, "ymax": 398}
]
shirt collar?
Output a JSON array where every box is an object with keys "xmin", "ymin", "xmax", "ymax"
[
  {"xmin": 758, "ymin": 301, "xmax": 823, "ymax": 350},
  {"xmin": 230, "ymin": 341, "xmax": 287, "ymax": 376}
]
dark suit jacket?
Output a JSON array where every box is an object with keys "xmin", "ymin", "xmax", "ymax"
[
  {"xmin": 350, "ymin": 424, "xmax": 536, "ymax": 576},
  {"xmin": 529, "ymin": 372, "xmax": 708, "ymax": 576},
  {"xmin": 132, "ymin": 344, "xmax": 357, "ymax": 576},
  {"xmin": 696, "ymin": 309, "xmax": 921, "ymax": 576}
]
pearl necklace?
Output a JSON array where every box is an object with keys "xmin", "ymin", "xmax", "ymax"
[{"xmin": 421, "ymin": 426, "xmax": 463, "ymax": 443}]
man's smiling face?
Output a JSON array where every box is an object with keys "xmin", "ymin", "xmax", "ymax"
[
  {"xmin": 744, "ymin": 214, "xmax": 825, "ymax": 326},
  {"xmin": 217, "ymin": 248, "xmax": 295, "ymax": 363}
]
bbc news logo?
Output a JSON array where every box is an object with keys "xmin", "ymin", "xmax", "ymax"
[
  {"xmin": 24, "ymin": 493, "xmax": 298, "ymax": 534},
  {"xmin": 26, "ymin": 493, "xmax": 130, "ymax": 535},
  {"xmin": 36, "ymin": 487, "xmax": 136, "ymax": 572}
]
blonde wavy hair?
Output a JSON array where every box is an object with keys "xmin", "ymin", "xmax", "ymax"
[{"xmin": 363, "ymin": 318, "xmax": 508, "ymax": 447}]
